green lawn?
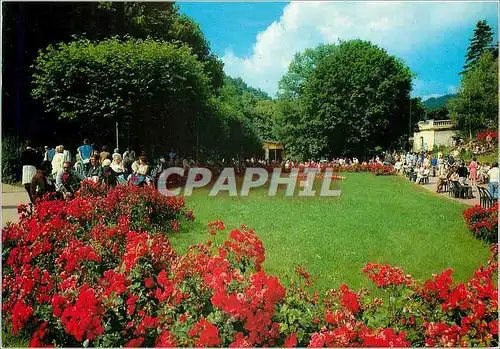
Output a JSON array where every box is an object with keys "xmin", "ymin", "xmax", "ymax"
[{"xmin": 170, "ymin": 172, "xmax": 491, "ymax": 292}]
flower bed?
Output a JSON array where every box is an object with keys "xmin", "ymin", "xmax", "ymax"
[
  {"xmin": 289, "ymin": 164, "xmax": 395, "ymax": 175},
  {"xmin": 2, "ymin": 187, "xmax": 497, "ymax": 347},
  {"xmin": 463, "ymin": 203, "xmax": 498, "ymax": 244},
  {"xmin": 296, "ymin": 173, "xmax": 347, "ymax": 181},
  {"xmin": 477, "ymin": 130, "xmax": 498, "ymax": 140}
]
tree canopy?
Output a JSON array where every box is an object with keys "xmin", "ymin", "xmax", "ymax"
[
  {"xmin": 278, "ymin": 40, "xmax": 415, "ymax": 158},
  {"xmin": 277, "ymin": 44, "xmax": 337, "ymax": 100},
  {"xmin": 31, "ymin": 37, "xmax": 215, "ymax": 156},
  {"xmin": 461, "ymin": 20, "xmax": 497, "ymax": 75},
  {"xmin": 3, "ymin": 2, "xmax": 223, "ymax": 146},
  {"xmin": 449, "ymin": 51, "xmax": 498, "ymax": 138}
]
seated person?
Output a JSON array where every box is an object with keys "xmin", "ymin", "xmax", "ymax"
[
  {"xmin": 436, "ymin": 168, "xmax": 451, "ymax": 193},
  {"xmin": 86, "ymin": 155, "xmax": 103, "ymax": 182},
  {"xmin": 417, "ymin": 166, "xmax": 430, "ymax": 184},
  {"xmin": 30, "ymin": 161, "xmax": 55, "ymax": 203},
  {"xmin": 111, "ymin": 154, "xmax": 127, "ymax": 185},
  {"xmin": 128, "ymin": 155, "xmax": 150, "ymax": 186},
  {"xmin": 56, "ymin": 161, "xmax": 86, "ymax": 199},
  {"xmin": 394, "ymin": 159, "xmax": 404, "ymax": 174},
  {"xmin": 407, "ymin": 165, "xmax": 418, "ymax": 182},
  {"xmin": 101, "ymin": 159, "xmax": 118, "ymax": 186}
]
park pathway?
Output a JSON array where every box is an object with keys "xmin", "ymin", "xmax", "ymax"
[
  {"xmin": 2, "ymin": 183, "xmax": 29, "ymax": 227},
  {"xmin": 415, "ymin": 175, "xmax": 480, "ymax": 206}
]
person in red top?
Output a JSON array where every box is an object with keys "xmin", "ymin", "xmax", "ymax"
[{"xmin": 469, "ymin": 157, "xmax": 478, "ymax": 186}]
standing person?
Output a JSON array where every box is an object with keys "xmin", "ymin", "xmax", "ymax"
[
  {"xmin": 51, "ymin": 145, "xmax": 65, "ymax": 178},
  {"xmin": 63, "ymin": 147, "xmax": 72, "ymax": 163},
  {"xmin": 21, "ymin": 141, "xmax": 40, "ymax": 203},
  {"xmin": 100, "ymin": 145, "xmax": 111, "ymax": 163},
  {"xmin": 77, "ymin": 139, "xmax": 93, "ymax": 172},
  {"xmin": 123, "ymin": 147, "xmax": 135, "ymax": 170},
  {"xmin": 168, "ymin": 149, "xmax": 176, "ymax": 163},
  {"xmin": 44, "ymin": 146, "xmax": 56, "ymax": 162},
  {"xmin": 487, "ymin": 162, "xmax": 499, "ymax": 200},
  {"xmin": 431, "ymin": 156, "xmax": 438, "ymax": 177},
  {"xmin": 423, "ymin": 154, "xmax": 430, "ymax": 170},
  {"xmin": 457, "ymin": 161, "xmax": 468, "ymax": 183},
  {"xmin": 469, "ymin": 157, "xmax": 478, "ymax": 186}
]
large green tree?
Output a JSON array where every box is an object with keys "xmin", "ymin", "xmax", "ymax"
[
  {"xmin": 2, "ymin": 2, "xmax": 223, "ymax": 145},
  {"xmin": 426, "ymin": 106, "xmax": 449, "ymax": 120},
  {"xmin": 277, "ymin": 44, "xmax": 337, "ymax": 100},
  {"xmin": 461, "ymin": 20, "xmax": 496, "ymax": 75},
  {"xmin": 299, "ymin": 40, "xmax": 415, "ymax": 158},
  {"xmin": 31, "ymin": 37, "xmax": 214, "ymax": 156},
  {"xmin": 449, "ymin": 51, "xmax": 498, "ymax": 138},
  {"xmin": 219, "ymin": 76, "xmax": 277, "ymax": 143}
]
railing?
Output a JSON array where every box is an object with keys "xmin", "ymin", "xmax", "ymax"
[
  {"xmin": 433, "ymin": 120, "xmax": 454, "ymax": 127},
  {"xmin": 417, "ymin": 119, "xmax": 454, "ymax": 130}
]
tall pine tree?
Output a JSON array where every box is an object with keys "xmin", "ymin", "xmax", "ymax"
[{"xmin": 461, "ymin": 20, "xmax": 495, "ymax": 74}]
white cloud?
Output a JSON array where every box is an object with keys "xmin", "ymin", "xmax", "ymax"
[
  {"xmin": 221, "ymin": 1, "xmax": 497, "ymax": 97},
  {"xmin": 421, "ymin": 94, "xmax": 444, "ymax": 101},
  {"xmin": 447, "ymin": 85, "xmax": 458, "ymax": 94}
]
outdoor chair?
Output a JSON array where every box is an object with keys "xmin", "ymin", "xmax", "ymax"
[
  {"xmin": 417, "ymin": 174, "xmax": 428, "ymax": 184},
  {"xmin": 422, "ymin": 175, "xmax": 429, "ymax": 184},
  {"xmin": 477, "ymin": 186, "xmax": 494, "ymax": 208},
  {"xmin": 441, "ymin": 180, "xmax": 449, "ymax": 193},
  {"xmin": 449, "ymin": 181, "xmax": 466, "ymax": 199}
]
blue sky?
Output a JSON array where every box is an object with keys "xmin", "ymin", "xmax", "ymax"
[{"xmin": 179, "ymin": 2, "xmax": 498, "ymax": 100}]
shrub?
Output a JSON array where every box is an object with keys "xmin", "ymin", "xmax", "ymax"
[{"xmin": 463, "ymin": 203, "xmax": 498, "ymax": 244}]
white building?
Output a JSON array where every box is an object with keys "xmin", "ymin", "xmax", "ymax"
[{"xmin": 411, "ymin": 119, "xmax": 456, "ymax": 152}]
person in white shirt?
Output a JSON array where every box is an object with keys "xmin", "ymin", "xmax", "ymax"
[
  {"xmin": 128, "ymin": 155, "xmax": 150, "ymax": 186},
  {"xmin": 51, "ymin": 145, "xmax": 65, "ymax": 177},
  {"xmin": 487, "ymin": 162, "xmax": 499, "ymax": 199},
  {"xmin": 63, "ymin": 148, "xmax": 71, "ymax": 163},
  {"xmin": 416, "ymin": 164, "xmax": 428, "ymax": 184},
  {"xmin": 111, "ymin": 153, "xmax": 125, "ymax": 173},
  {"xmin": 394, "ymin": 159, "xmax": 404, "ymax": 174}
]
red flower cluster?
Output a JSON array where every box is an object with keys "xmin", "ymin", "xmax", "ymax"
[
  {"xmin": 296, "ymin": 173, "xmax": 347, "ymax": 181},
  {"xmin": 286, "ymin": 164, "xmax": 396, "ymax": 176},
  {"xmin": 188, "ymin": 318, "xmax": 222, "ymax": 347},
  {"xmin": 463, "ymin": 203, "xmax": 498, "ymax": 244},
  {"xmin": 207, "ymin": 220, "xmax": 225, "ymax": 235},
  {"xmin": 477, "ymin": 130, "xmax": 498, "ymax": 140},
  {"xmin": 362, "ymin": 263, "xmax": 414, "ymax": 288}
]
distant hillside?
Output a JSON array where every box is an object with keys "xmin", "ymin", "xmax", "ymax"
[
  {"xmin": 423, "ymin": 94, "xmax": 456, "ymax": 111},
  {"xmin": 224, "ymin": 76, "xmax": 271, "ymax": 100}
]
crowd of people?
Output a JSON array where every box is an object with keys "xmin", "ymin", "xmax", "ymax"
[
  {"xmin": 389, "ymin": 151, "xmax": 498, "ymax": 200},
  {"xmin": 20, "ymin": 139, "xmax": 164, "ymax": 202},
  {"xmin": 20, "ymin": 140, "xmax": 499, "ymax": 203}
]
